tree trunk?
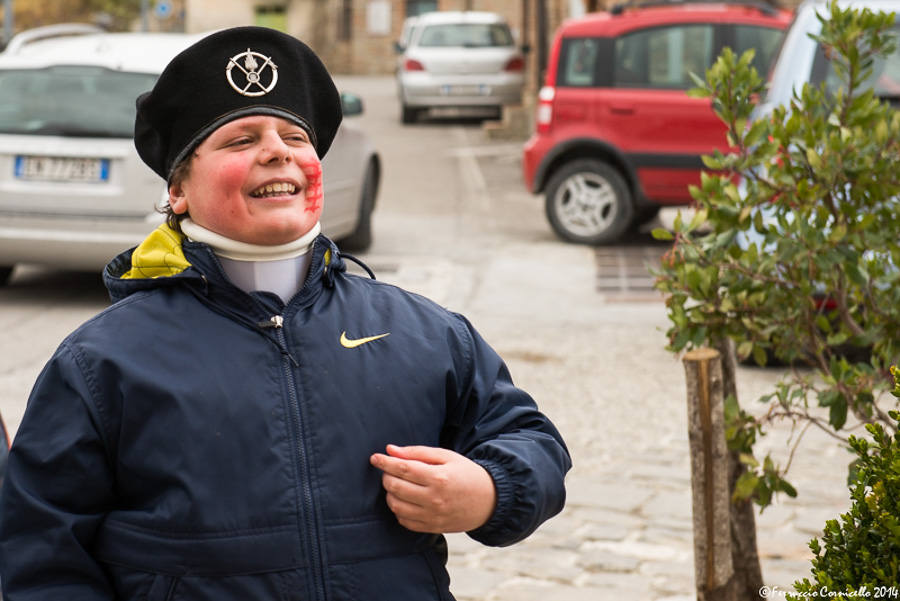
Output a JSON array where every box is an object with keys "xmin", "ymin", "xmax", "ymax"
[{"xmin": 714, "ymin": 337, "xmax": 764, "ymax": 600}]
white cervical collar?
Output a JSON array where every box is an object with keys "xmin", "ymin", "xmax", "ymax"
[{"xmin": 181, "ymin": 218, "xmax": 321, "ymax": 302}]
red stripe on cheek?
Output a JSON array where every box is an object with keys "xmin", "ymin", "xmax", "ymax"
[{"xmin": 300, "ymin": 158, "xmax": 324, "ymax": 213}]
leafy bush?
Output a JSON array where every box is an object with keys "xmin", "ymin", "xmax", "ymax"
[
  {"xmin": 790, "ymin": 371, "xmax": 900, "ymax": 599},
  {"xmin": 654, "ymin": 1, "xmax": 900, "ymax": 507}
]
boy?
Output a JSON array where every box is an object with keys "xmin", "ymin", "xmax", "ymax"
[{"xmin": 0, "ymin": 26, "xmax": 570, "ymax": 600}]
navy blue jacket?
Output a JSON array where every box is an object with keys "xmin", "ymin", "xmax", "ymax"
[{"xmin": 0, "ymin": 229, "xmax": 570, "ymax": 600}]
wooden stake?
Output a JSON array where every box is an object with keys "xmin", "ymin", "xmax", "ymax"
[{"xmin": 683, "ymin": 348, "xmax": 735, "ymax": 600}]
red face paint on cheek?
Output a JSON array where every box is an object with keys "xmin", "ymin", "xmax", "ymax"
[{"xmin": 300, "ymin": 157, "xmax": 324, "ymax": 213}]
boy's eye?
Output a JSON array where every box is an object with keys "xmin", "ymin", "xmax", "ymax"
[{"xmin": 285, "ymin": 133, "xmax": 309, "ymax": 144}]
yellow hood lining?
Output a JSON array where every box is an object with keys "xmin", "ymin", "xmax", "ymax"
[{"xmin": 120, "ymin": 224, "xmax": 191, "ymax": 280}]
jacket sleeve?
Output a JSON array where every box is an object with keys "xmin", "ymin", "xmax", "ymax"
[
  {"xmin": 442, "ymin": 315, "xmax": 572, "ymax": 548},
  {"xmin": 0, "ymin": 341, "xmax": 116, "ymax": 600}
]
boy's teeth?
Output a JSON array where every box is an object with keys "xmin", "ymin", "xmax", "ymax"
[{"xmin": 254, "ymin": 182, "xmax": 296, "ymax": 197}]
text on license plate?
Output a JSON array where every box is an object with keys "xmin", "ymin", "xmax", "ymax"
[
  {"xmin": 440, "ymin": 85, "xmax": 489, "ymax": 96},
  {"xmin": 14, "ymin": 156, "xmax": 109, "ymax": 182}
]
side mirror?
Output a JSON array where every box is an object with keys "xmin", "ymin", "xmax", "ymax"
[
  {"xmin": 341, "ymin": 92, "xmax": 364, "ymax": 117},
  {"xmin": 394, "ymin": 41, "xmax": 405, "ymax": 54}
]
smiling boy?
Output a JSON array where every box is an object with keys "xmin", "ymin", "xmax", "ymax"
[{"xmin": 0, "ymin": 27, "xmax": 570, "ymax": 600}]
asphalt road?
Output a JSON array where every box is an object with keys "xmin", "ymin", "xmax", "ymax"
[{"xmin": 0, "ymin": 75, "xmax": 854, "ymax": 599}]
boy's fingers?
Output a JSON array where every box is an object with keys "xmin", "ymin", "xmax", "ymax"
[
  {"xmin": 370, "ymin": 453, "xmax": 431, "ymax": 486},
  {"xmin": 384, "ymin": 444, "xmax": 453, "ymax": 465}
]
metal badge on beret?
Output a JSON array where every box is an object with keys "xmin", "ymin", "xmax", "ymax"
[{"xmin": 227, "ymin": 49, "xmax": 278, "ymax": 97}]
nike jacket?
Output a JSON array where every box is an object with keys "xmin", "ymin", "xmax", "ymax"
[{"xmin": 0, "ymin": 225, "xmax": 571, "ymax": 600}]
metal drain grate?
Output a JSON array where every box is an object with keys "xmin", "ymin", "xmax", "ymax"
[{"xmin": 594, "ymin": 245, "xmax": 665, "ymax": 299}]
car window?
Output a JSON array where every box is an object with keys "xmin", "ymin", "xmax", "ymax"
[
  {"xmin": 417, "ymin": 23, "xmax": 513, "ymax": 48},
  {"xmin": 732, "ymin": 25, "xmax": 785, "ymax": 78},
  {"xmin": 558, "ymin": 38, "xmax": 601, "ymax": 86},
  {"xmin": 613, "ymin": 24, "xmax": 715, "ymax": 89},
  {"xmin": 811, "ymin": 24, "xmax": 900, "ymax": 102},
  {"xmin": 0, "ymin": 66, "xmax": 158, "ymax": 138}
]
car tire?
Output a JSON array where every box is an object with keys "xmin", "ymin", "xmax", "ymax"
[
  {"xmin": 544, "ymin": 159, "xmax": 634, "ymax": 245},
  {"xmin": 338, "ymin": 160, "xmax": 379, "ymax": 252},
  {"xmin": 0, "ymin": 266, "xmax": 12, "ymax": 286},
  {"xmin": 633, "ymin": 206, "xmax": 660, "ymax": 228},
  {"xmin": 401, "ymin": 104, "xmax": 420, "ymax": 124}
]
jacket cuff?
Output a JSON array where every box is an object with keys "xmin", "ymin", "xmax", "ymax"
[{"xmin": 466, "ymin": 458, "xmax": 514, "ymax": 545}]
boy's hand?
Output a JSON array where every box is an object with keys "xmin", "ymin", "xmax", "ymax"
[{"xmin": 370, "ymin": 444, "xmax": 497, "ymax": 534}]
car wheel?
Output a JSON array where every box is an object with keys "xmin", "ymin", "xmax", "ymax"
[
  {"xmin": 0, "ymin": 266, "xmax": 12, "ymax": 286},
  {"xmin": 338, "ymin": 160, "xmax": 378, "ymax": 252},
  {"xmin": 544, "ymin": 159, "xmax": 634, "ymax": 245},
  {"xmin": 401, "ymin": 104, "xmax": 420, "ymax": 124}
]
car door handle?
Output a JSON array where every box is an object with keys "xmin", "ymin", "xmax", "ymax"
[{"xmin": 608, "ymin": 102, "xmax": 636, "ymax": 114}]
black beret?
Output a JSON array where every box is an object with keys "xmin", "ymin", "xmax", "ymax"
[{"xmin": 135, "ymin": 26, "xmax": 342, "ymax": 181}]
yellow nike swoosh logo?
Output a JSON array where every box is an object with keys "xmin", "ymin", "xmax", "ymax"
[{"xmin": 340, "ymin": 331, "xmax": 390, "ymax": 348}]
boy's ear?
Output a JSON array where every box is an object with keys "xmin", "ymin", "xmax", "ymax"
[{"xmin": 168, "ymin": 183, "xmax": 188, "ymax": 215}]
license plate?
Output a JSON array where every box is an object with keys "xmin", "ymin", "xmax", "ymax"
[
  {"xmin": 440, "ymin": 85, "xmax": 489, "ymax": 96},
  {"xmin": 14, "ymin": 156, "xmax": 109, "ymax": 182}
]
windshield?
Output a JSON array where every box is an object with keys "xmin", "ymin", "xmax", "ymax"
[
  {"xmin": 0, "ymin": 66, "xmax": 157, "ymax": 138},
  {"xmin": 417, "ymin": 23, "xmax": 513, "ymax": 48}
]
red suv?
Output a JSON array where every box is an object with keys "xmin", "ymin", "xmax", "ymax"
[{"xmin": 523, "ymin": 1, "xmax": 792, "ymax": 245}]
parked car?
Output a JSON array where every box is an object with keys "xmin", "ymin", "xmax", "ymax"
[
  {"xmin": 396, "ymin": 10, "xmax": 525, "ymax": 123},
  {"xmin": 0, "ymin": 24, "xmax": 380, "ymax": 287},
  {"xmin": 522, "ymin": 0, "xmax": 792, "ymax": 246}
]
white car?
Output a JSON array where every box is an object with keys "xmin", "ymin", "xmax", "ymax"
[
  {"xmin": 396, "ymin": 11, "xmax": 525, "ymax": 123},
  {"xmin": 0, "ymin": 24, "xmax": 380, "ymax": 286}
]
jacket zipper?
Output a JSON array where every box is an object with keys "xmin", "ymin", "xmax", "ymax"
[{"xmin": 265, "ymin": 314, "xmax": 327, "ymax": 600}]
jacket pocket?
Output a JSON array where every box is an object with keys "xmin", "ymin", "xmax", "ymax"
[{"xmin": 333, "ymin": 551, "xmax": 455, "ymax": 601}]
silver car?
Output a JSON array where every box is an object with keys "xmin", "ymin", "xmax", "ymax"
[
  {"xmin": 0, "ymin": 25, "xmax": 379, "ymax": 286},
  {"xmin": 396, "ymin": 11, "xmax": 525, "ymax": 123}
]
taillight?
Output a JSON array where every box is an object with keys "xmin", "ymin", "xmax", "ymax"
[
  {"xmin": 504, "ymin": 56, "xmax": 524, "ymax": 72},
  {"xmin": 403, "ymin": 58, "xmax": 425, "ymax": 72},
  {"xmin": 535, "ymin": 86, "xmax": 555, "ymax": 134}
]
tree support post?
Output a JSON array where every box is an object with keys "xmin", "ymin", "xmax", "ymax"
[{"xmin": 684, "ymin": 347, "xmax": 737, "ymax": 600}]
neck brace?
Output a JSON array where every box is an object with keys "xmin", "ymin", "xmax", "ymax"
[{"xmin": 181, "ymin": 218, "xmax": 320, "ymax": 302}]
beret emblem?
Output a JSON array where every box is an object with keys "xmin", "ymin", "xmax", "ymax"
[{"xmin": 226, "ymin": 48, "xmax": 278, "ymax": 97}]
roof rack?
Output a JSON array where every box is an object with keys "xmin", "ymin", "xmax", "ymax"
[
  {"xmin": 4, "ymin": 23, "xmax": 105, "ymax": 55},
  {"xmin": 609, "ymin": 0, "xmax": 780, "ymax": 16}
]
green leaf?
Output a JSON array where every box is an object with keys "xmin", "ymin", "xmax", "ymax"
[
  {"xmin": 733, "ymin": 471, "xmax": 760, "ymax": 502},
  {"xmin": 753, "ymin": 345, "xmax": 768, "ymax": 367},
  {"xmin": 806, "ymin": 147, "xmax": 823, "ymax": 168},
  {"xmin": 651, "ymin": 227, "xmax": 674, "ymax": 241},
  {"xmin": 830, "ymin": 399, "xmax": 849, "ymax": 431}
]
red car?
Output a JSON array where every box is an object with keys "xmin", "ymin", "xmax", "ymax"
[{"xmin": 523, "ymin": 1, "xmax": 792, "ymax": 245}]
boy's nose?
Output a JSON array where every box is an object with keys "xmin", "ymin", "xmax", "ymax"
[{"xmin": 261, "ymin": 132, "xmax": 292, "ymax": 163}]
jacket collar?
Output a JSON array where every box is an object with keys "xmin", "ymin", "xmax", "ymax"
[{"xmin": 104, "ymin": 224, "xmax": 343, "ymax": 306}]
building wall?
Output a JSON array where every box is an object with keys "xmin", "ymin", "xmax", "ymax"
[
  {"xmin": 183, "ymin": 0, "xmax": 577, "ymax": 78},
  {"xmin": 185, "ymin": 0, "xmax": 257, "ymax": 32}
]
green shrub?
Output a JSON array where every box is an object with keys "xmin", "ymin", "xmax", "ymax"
[
  {"xmin": 790, "ymin": 377, "xmax": 900, "ymax": 599},
  {"xmin": 654, "ymin": 0, "xmax": 900, "ymax": 508}
]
